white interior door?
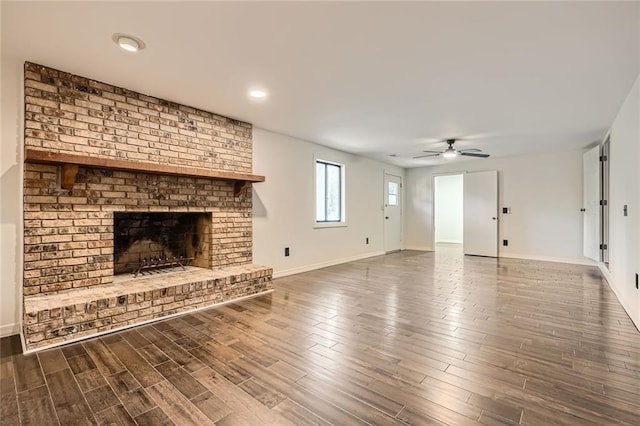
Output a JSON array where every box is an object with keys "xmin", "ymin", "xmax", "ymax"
[
  {"xmin": 583, "ymin": 146, "xmax": 599, "ymax": 261},
  {"xmin": 384, "ymin": 174, "xmax": 402, "ymax": 253},
  {"xmin": 463, "ymin": 170, "xmax": 498, "ymax": 257}
]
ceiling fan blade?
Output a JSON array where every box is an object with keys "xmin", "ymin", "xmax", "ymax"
[
  {"xmin": 458, "ymin": 148, "xmax": 482, "ymax": 153},
  {"xmin": 421, "ymin": 150, "xmax": 442, "ymax": 153},
  {"xmin": 413, "ymin": 153, "xmax": 441, "ymax": 159},
  {"xmin": 460, "ymin": 152, "xmax": 490, "ymax": 158}
]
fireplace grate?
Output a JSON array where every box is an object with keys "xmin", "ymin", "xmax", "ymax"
[{"xmin": 129, "ymin": 254, "xmax": 193, "ymax": 277}]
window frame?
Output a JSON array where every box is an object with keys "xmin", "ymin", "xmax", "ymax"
[
  {"xmin": 387, "ymin": 180, "xmax": 399, "ymax": 206},
  {"xmin": 314, "ymin": 157, "xmax": 347, "ymax": 228}
]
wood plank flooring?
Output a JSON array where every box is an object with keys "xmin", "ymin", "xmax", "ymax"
[{"xmin": 1, "ymin": 249, "xmax": 639, "ymax": 425}]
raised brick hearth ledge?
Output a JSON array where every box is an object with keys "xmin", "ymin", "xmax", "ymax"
[{"xmin": 24, "ymin": 265, "xmax": 273, "ymax": 351}]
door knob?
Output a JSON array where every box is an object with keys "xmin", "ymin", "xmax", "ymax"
[
  {"xmin": 385, "ymin": 216, "xmax": 389, "ymax": 219},
  {"xmin": 492, "ymin": 217, "xmax": 497, "ymax": 220}
]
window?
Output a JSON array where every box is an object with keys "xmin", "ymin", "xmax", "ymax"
[
  {"xmin": 315, "ymin": 159, "xmax": 345, "ymax": 223},
  {"xmin": 388, "ymin": 181, "xmax": 399, "ymax": 206}
]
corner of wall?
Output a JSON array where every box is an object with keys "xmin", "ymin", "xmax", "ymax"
[{"xmin": 1, "ymin": 56, "xmax": 24, "ymax": 338}]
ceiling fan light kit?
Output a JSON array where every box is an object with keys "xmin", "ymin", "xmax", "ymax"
[{"xmin": 442, "ymin": 147, "xmax": 458, "ymax": 159}]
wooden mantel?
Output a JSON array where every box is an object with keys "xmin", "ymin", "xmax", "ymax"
[{"xmin": 25, "ymin": 149, "xmax": 265, "ymax": 196}]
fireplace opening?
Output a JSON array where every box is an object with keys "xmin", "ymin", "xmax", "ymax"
[{"xmin": 113, "ymin": 212, "xmax": 211, "ymax": 275}]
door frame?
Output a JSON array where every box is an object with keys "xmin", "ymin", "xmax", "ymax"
[
  {"xmin": 383, "ymin": 172, "xmax": 403, "ymax": 253},
  {"xmin": 600, "ymin": 135, "xmax": 610, "ymax": 268}
]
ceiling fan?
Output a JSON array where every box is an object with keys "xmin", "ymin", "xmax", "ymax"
[{"xmin": 413, "ymin": 139, "xmax": 490, "ymax": 160}]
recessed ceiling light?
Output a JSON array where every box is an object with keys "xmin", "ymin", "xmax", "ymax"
[
  {"xmin": 118, "ymin": 37, "xmax": 139, "ymax": 52},
  {"xmin": 249, "ymin": 89, "xmax": 267, "ymax": 99},
  {"xmin": 112, "ymin": 33, "xmax": 146, "ymax": 52}
]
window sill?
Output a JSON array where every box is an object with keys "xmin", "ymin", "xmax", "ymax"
[{"xmin": 314, "ymin": 222, "xmax": 348, "ymax": 229}]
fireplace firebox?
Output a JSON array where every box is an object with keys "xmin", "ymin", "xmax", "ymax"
[{"xmin": 113, "ymin": 212, "xmax": 211, "ymax": 275}]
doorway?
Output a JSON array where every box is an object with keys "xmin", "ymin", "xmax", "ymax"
[
  {"xmin": 432, "ymin": 171, "xmax": 499, "ymax": 257},
  {"xmin": 383, "ymin": 173, "xmax": 402, "ymax": 253},
  {"xmin": 434, "ymin": 174, "xmax": 463, "ymax": 252}
]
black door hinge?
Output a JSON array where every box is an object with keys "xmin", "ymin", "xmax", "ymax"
[
  {"xmin": 600, "ymin": 200, "xmax": 608, "ymax": 206},
  {"xmin": 600, "ymin": 244, "xmax": 608, "ymax": 250},
  {"xmin": 600, "ymin": 155, "xmax": 608, "ymax": 161}
]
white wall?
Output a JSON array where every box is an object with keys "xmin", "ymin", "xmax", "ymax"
[
  {"xmin": 607, "ymin": 74, "xmax": 639, "ymax": 329},
  {"xmin": 1, "ymin": 54, "xmax": 23, "ymax": 336},
  {"xmin": 405, "ymin": 149, "xmax": 588, "ymax": 264},
  {"xmin": 252, "ymin": 128, "xmax": 404, "ymax": 277},
  {"xmin": 434, "ymin": 174, "xmax": 463, "ymax": 244}
]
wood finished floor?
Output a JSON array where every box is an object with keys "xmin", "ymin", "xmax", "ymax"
[{"xmin": 1, "ymin": 249, "xmax": 639, "ymax": 425}]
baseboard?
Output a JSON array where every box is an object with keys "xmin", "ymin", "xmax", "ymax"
[
  {"xmin": 598, "ymin": 263, "xmax": 613, "ymax": 284},
  {"xmin": 598, "ymin": 263, "xmax": 640, "ymax": 332},
  {"xmin": 435, "ymin": 240, "xmax": 463, "ymax": 244},
  {"xmin": 499, "ymin": 253, "xmax": 596, "ymax": 266},
  {"xmin": 403, "ymin": 246, "xmax": 433, "ymax": 252},
  {"xmin": 0, "ymin": 322, "xmax": 21, "ymax": 338},
  {"xmin": 273, "ymin": 251, "xmax": 386, "ymax": 279}
]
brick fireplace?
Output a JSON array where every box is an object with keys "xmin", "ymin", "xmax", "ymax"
[{"xmin": 22, "ymin": 62, "xmax": 272, "ymax": 351}]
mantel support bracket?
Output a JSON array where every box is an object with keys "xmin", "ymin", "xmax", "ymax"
[
  {"xmin": 234, "ymin": 180, "xmax": 252, "ymax": 197},
  {"xmin": 60, "ymin": 164, "xmax": 79, "ymax": 190}
]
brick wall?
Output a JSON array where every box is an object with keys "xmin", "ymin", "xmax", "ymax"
[
  {"xmin": 23, "ymin": 62, "xmax": 254, "ymax": 296},
  {"xmin": 24, "ymin": 62, "xmax": 252, "ymax": 173}
]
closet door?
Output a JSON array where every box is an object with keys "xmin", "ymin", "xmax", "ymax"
[{"xmin": 583, "ymin": 145, "xmax": 600, "ymax": 261}]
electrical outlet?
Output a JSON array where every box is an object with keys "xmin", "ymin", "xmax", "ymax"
[
  {"xmin": 366, "ymin": 237, "xmax": 369, "ymax": 244},
  {"xmin": 284, "ymin": 247, "xmax": 290, "ymax": 257},
  {"xmin": 503, "ymin": 240, "xmax": 508, "ymax": 246},
  {"xmin": 502, "ymin": 207, "xmax": 511, "ymax": 214}
]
